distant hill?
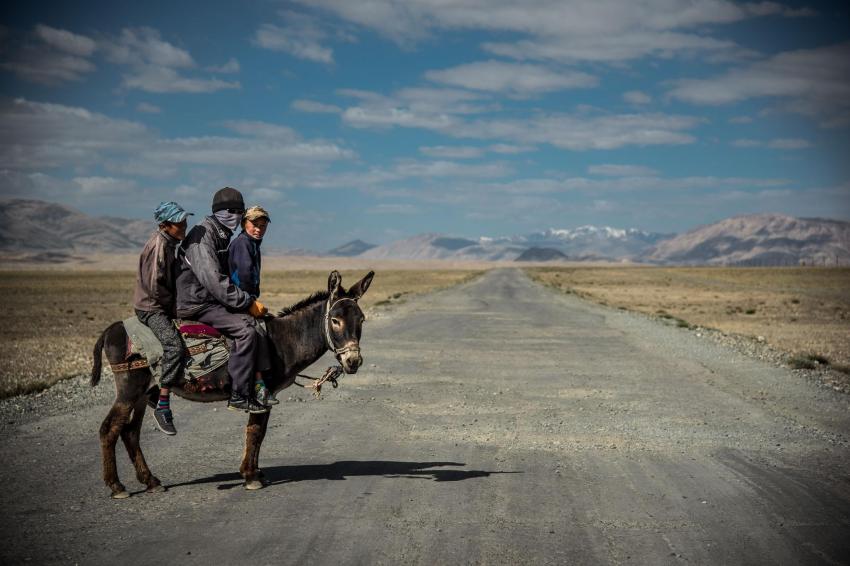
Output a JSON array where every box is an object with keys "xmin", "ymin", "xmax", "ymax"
[
  {"xmin": 642, "ymin": 213, "xmax": 850, "ymax": 265},
  {"xmin": 358, "ymin": 227, "xmax": 670, "ymax": 261},
  {"xmin": 515, "ymin": 247, "xmax": 569, "ymax": 262},
  {"xmin": 0, "ymin": 198, "xmax": 153, "ymax": 254},
  {"xmin": 327, "ymin": 239, "xmax": 377, "ymax": 257}
]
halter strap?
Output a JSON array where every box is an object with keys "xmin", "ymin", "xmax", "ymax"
[{"xmin": 323, "ymin": 297, "xmax": 359, "ymax": 355}]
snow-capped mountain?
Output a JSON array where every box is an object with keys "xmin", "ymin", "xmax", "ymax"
[{"xmin": 358, "ymin": 226, "xmax": 672, "ymax": 261}]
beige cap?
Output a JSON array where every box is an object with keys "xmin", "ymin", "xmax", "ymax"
[{"xmin": 243, "ymin": 205, "xmax": 270, "ymax": 223}]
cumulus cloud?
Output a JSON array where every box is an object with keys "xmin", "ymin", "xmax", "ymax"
[
  {"xmin": 623, "ymin": 91, "xmax": 652, "ymax": 105},
  {"xmin": 340, "ymin": 84, "xmax": 700, "ymax": 150},
  {"xmin": 425, "ymin": 60, "xmax": 597, "ymax": 96},
  {"xmin": 0, "ymin": 24, "xmax": 97, "ymax": 84},
  {"xmin": 0, "ymin": 98, "xmax": 355, "ymax": 195},
  {"xmin": 35, "ymin": 24, "xmax": 96, "ymax": 57},
  {"xmin": 419, "ymin": 145, "xmax": 484, "ymax": 159},
  {"xmin": 253, "ymin": 11, "xmax": 335, "ymax": 64},
  {"xmin": 207, "ymin": 57, "xmax": 240, "ymax": 73},
  {"xmin": 100, "ymin": 27, "xmax": 240, "ymax": 93},
  {"xmin": 732, "ymin": 137, "xmax": 812, "ymax": 149},
  {"xmin": 73, "ymin": 176, "xmax": 137, "ymax": 195},
  {"xmin": 669, "ymin": 42, "xmax": 850, "ymax": 126},
  {"xmin": 588, "ymin": 164, "xmax": 659, "ymax": 177},
  {"xmin": 136, "ymin": 102, "xmax": 161, "ymax": 114},
  {"xmin": 299, "ymin": 0, "xmax": 793, "ymax": 62},
  {"xmin": 291, "ymin": 99, "xmax": 342, "ymax": 113}
]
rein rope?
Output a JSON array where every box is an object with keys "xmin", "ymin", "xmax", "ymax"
[{"xmin": 292, "ymin": 295, "xmax": 358, "ymax": 398}]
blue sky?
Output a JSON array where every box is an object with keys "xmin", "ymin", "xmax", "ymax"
[{"xmin": 1, "ymin": 0, "xmax": 849, "ymax": 250}]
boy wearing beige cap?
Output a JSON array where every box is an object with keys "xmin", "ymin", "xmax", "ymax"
[{"xmin": 229, "ymin": 206, "xmax": 278, "ymax": 406}]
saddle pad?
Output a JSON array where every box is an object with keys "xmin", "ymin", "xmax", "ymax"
[
  {"xmin": 177, "ymin": 322, "xmax": 221, "ymax": 338},
  {"xmin": 119, "ymin": 316, "xmax": 230, "ymax": 385}
]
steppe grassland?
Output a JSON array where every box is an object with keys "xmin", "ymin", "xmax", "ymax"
[
  {"xmin": 527, "ymin": 266, "xmax": 850, "ymax": 368},
  {"xmin": 0, "ymin": 268, "xmax": 481, "ymax": 398}
]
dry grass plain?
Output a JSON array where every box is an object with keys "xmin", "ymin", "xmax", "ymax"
[
  {"xmin": 526, "ymin": 266, "xmax": 850, "ymax": 371},
  {"xmin": 0, "ymin": 265, "xmax": 482, "ymax": 398}
]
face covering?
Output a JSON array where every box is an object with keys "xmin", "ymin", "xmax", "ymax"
[{"xmin": 214, "ymin": 210, "xmax": 242, "ymax": 231}]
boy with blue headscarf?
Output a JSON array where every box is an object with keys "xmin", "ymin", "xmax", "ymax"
[{"xmin": 134, "ymin": 201, "xmax": 192, "ymax": 435}]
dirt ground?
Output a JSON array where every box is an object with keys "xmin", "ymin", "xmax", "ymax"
[
  {"xmin": 0, "ymin": 267, "xmax": 480, "ymax": 398},
  {"xmin": 526, "ymin": 266, "xmax": 850, "ymax": 369}
]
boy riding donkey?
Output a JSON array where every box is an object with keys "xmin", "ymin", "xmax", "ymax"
[
  {"xmin": 133, "ymin": 201, "xmax": 192, "ymax": 435},
  {"xmin": 176, "ymin": 187, "xmax": 270, "ymax": 416}
]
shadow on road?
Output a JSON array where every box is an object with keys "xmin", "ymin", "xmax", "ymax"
[{"xmin": 165, "ymin": 460, "xmax": 521, "ymax": 491}]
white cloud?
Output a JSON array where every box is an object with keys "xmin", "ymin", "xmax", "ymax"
[
  {"xmin": 623, "ymin": 90, "xmax": 652, "ymax": 105},
  {"xmin": 425, "ymin": 60, "xmax": 597, "ymax": 96},
  {"xmin": 482, "ymin": 31, "xmax": 747, "ymax": 64},
  {"xmin": 419, "ymin": 145, "xmax": 484, "ymax": 159},
  {"xmin": 300, "ymin": 0, "xmax": 789, "ymax": 62},
  {"xmin": 767, "ymin": 137, "xmax": 811, "ymax": 149},
  {"xmin": 459, "ymin": 112, "xmax": 700, "ymax": 150},
  {"xmin": 669, "ymin": 42, "xmax": 850, "ymax": 126},
  {"xmin": 291, "ymin": 99, "xmax": 342, "ymax": 113},
  {"xmin": 207, "ymin": 57, "xmax": 240, "ymax": 73},
  {"xmin": 488, "ymin": 143, "xmax": 536, "ymax": 154},
  {"xmin": 73, "ymin": 176, "xmax": 137, "ymax": 195},
  {"xmin": 731, "ymin": 137, "xmax": 812, "ymax": 149},
  {"xmin": 221, "ymin": 120, "xmax": 299, "ymax": 141},
  {"xmin": 122, "ymin": 64, "xmax": 240, "ymax": 93},
  {"xmin": 35, "ymin": 24, "xmax": 96, "ymax": 57},
  {"xmin": 728, "ymin": 115, "xmax": 753, "ymax": 123},
  {"xmin": 253, "ymin": 12, "xmax": 335, "ymax": 64},
  {"xmin": 731, "ymin": 138, "xmax": 762, "ymax": 147},
  {"xmin": 99, "ymin": 27, "xmax": 239, "ymax": 94},
  {"xmin": 102, "ymin": 27, "xmax": 194, "ymax": 68},
  {"xmin": 136, "ymin": 102, "xmax": 161, "ymax": 114},
  {"xmin": 0, "ymin": 98, "xmax": 151, "ymax": 169},
  {"xmin": 588, "ymin": 164, "xmax": 659, "ymax": 177},
  {"xmin": 393, "ymin": 159, "xmax": 511, "ymax": 179},
  {"xmin": 0, "ymin": 25, "xmax": 96, "ymax": 85}
]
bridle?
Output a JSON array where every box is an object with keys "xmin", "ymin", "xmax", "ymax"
[{"xmin": 323, "ymin": 296, "xmax": 361, "ymax": 357}]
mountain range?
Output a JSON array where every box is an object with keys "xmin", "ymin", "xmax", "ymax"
[{"xmin": 1, "ymin": 198, "xmax": 848, "ymax": 266}]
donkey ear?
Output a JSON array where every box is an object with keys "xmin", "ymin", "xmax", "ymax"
[
  {"xmin": 328, "ymin": 270, "xmax": 343, "ymax": 298},
  {"xmin": 350, "ymin": 271, "xmax": 374, "ymax": 299}
]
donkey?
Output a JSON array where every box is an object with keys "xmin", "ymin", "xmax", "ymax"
[{"xmin": 91, "ymin": 270, "xmax": 373, "ymax": 498}]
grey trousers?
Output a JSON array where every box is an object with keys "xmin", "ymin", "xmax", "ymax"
[
  {"xmin": 135, "ymin": 309, "xmax": 184, "ymax": 388},
  {"xmin": 192, "ymin": 304, "xmax": 257, "ymax": 397}
]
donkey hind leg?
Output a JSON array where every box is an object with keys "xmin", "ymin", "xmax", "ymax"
[
  {"xmin": 240, "ymin": 411, "xmax": 271, "ymax": 490},
  {"xmin": 121, "ymin": 395, "xmax": 164, "ymax": 493},
  {"xmin": 99, "ymin": 401, "xmax": 133, "ymax": 498}
]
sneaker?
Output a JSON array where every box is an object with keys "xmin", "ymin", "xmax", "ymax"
[
  {"xmin": 153, "ymin": 408, "xmax": 177, "ymax": 435},
  {"xmin": 256, "ymin": 386, "xmax": 280, "ymax": 407},
  {"xmin": 227, "ymin": 393, "xmax": 269, "ymax": 414}
]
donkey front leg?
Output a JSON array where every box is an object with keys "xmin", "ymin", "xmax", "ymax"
[
  {"xmin": 99, "ymin": 402, "xmax": 133, "ymax": 498},
  {"xmin": 240, "ymin": 411, "xmax": 271, "ymax": 490},
  {"xmin": 121, "ymin": 398, "xmax": 164, "ymax": 493}
]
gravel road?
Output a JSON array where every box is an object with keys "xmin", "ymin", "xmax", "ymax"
[{"xmin": 1, "ymin": 268, "xmax": 849, "ymax": 565}]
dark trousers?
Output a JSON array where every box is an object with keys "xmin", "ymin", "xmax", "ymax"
[
  {"xmin": 135, "ymin": 309, "xmax": 184, "ymax": 389},
  {"xmin": 193, "ymin": 304, "xmax": 257, "ymax": 397}
]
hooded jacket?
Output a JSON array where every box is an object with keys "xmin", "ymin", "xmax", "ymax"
[
  {"xmin": 133, "ymin": 230, "xmax": 180, "ymax": 316},
  {"xmin": 175, "ymin": 215, "xmax": 253, "ymax": 317}
]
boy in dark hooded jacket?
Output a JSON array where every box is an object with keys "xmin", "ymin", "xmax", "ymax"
[{"xmin": 175, "ymin": 187, "xmax": 269, "ymax": 414}]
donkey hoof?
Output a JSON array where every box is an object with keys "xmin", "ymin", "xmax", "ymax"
[
  {"xmin": 111, "ymin": 490, "xmax": 130, "ymax": 499},
  {"xmin": 146, "ymin": 484, "xmax": 166, "ymax": 494},
  {"xmin": 244, "ymin": 480, "xmax": 264, "ymax": 490}
]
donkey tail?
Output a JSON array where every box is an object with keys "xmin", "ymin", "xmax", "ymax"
[
  {"xmin": 91, "ymin": 327, "xmax": 108, "ymax": 387},
  {"xmin": 91, "ymin": 322, "xmax": 123, "ymax": 386}
]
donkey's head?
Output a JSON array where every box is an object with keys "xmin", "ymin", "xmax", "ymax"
[{"xmin": 324, "ymin": 270, "xmax": 374, "ymax": 374}]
